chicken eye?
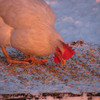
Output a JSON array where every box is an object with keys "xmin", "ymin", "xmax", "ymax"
[
  {"xmin": 58, "ymin": 49, "xmax": 61, "ymax": 53},
  {"xmin": 58, "ymin": 49, "xmax": 62, "ymax": 54}
]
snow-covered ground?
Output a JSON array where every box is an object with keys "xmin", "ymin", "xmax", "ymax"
[
  {"xmin": 45, "ymin": 0, "xmax": 100, "ymax": 44},
  {"xmin": 0, "ymin": 0, "xmax": 100, "ymax": 95}
]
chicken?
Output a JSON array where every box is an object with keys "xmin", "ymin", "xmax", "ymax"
[{"xmin": 0, "ymin": 0, "xmax": 75, "ymax": 64}]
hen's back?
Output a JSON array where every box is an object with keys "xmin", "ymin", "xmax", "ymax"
[{"xmin": 0, "ymin": 0, "xmax": 55, "ymax": 28}]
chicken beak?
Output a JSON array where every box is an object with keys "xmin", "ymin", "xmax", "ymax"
[{"xmin": 61, "ymin": 58, "xmax": 66, "ymax": 65}]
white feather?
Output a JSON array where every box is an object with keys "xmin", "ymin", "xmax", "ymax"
[{"xmin": 0, "ymin": 0, "xmax": 63, "ymax": 57}]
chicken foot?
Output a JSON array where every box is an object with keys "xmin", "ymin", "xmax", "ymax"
[
  {"xmin": 1, "ymin": 47, "xmax": 29, "ymax": 64},
  {"xmin": 24, "ymin": 55, "xmax": 47, "ymax": 65},
  {"xmin": 1, "ymin": 47, "xmax": 47, "ymax": 65}
]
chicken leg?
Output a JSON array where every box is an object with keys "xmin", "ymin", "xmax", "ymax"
[
  {"xmin": 1, "ymin": 47, "xmax": 47, "ymax": 65},
  {"xmin": 23, "ymin": 55, "xmax": 47, "ymax": 65},
  {"xmin": 1, "ymin": 47, "xmax": 29, "ymax": 64}
]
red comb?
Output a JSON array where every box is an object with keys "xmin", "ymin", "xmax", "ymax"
[
  {"xmin": 54, "ymin": 41, "xmax": 75, "ymax": 63},
  {"xmin": 62, "ymin": 42, "xmax": 75, "ymax": 60}
]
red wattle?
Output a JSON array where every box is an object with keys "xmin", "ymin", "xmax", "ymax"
[
  {"xmin": 54, "ymin": 54, "xmax": 60, "ymax": 63},
  {"xmin": 63, "ymin": 48, "xmax": 75, "ymax": 60}
]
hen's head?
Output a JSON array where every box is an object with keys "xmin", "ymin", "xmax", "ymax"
[{"xmin": 54, "ymin": 40, "xmax": 75, "ymax": 64}]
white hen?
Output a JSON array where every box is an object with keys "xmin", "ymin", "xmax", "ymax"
[{"xmin": 0, "ymin": 0, "xmax": 75, "ymax": 64}]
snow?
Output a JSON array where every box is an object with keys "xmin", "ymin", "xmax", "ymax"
[
  {"xmin": 96, "ymin": 0, "xmax": 100, "ymax": 3},
  {"xmin": 45, "ymin": 0, "xmax": 100, "ymax": 44},
  {"xmin": 0, "ymin": 0, "xmax": 100, "ymax": 95}
]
